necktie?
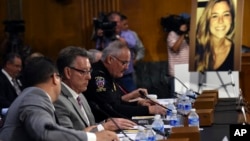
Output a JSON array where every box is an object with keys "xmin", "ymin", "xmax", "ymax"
[
  {"xmin": 12, "ymin": 78, "xmax": 21, "ymax": 95},
  {"xmin": 77, "ymin": 96, "xmax": 90, "ymax": 125}
]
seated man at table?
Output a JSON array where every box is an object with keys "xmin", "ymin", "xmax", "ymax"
[
  {"xmin": 0, "ymin": 56, "xmax": 119, "ymax": 141},
  {"xmin": 54, "ymin": 46, "xmax": 136, "ymax": 131},
  {"xmin": 84, "ymin": 40, "xmax": 166, "ymax": 122}
]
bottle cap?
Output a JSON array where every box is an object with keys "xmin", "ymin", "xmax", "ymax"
[
  {"xmin": 172, "ymin": 109, "xmax": 177, "ymax": 113},
  {"xmin": 154, "ymin": 114, "xmax": 161, "ymax": 119},
  {"xmin": 138, "ymin": 126, "xmax": 145, "ymax": 131}
]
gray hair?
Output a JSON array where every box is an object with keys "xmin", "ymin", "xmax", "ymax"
[
  {"xmin": 101, "ymin": 40, "xmax": 128, "ymax": 61},
  {"xmin": 87, "ymin": 49, "xmax": 102, "ymax": 63}
]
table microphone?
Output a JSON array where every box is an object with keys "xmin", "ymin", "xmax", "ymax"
[
  {"xmin": 44, "ymin": 123, "xmax": 82, "ymax": 141},
  {"xmin": 90, "ymin": 102, "xmax": 133, "ymax": 141}
]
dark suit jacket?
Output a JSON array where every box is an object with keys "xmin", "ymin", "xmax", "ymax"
[
  {"xmin": 0, "ymin": 70, "xmax": 20, "ymax": 110},
  {"xmin": 85, "ymin": 61, "xmax": 150, "ymax": 122},
  {"xmin": 54, "ymin": 84, "xmax": 96, "ymax": 130},
  {"xmin": 0, "ymin": 87, "xmax": 88, "ymax": 141}
]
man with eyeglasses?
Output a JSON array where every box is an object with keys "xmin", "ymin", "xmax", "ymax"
[
  {"xmin": 54, "ymin": 46, "xmax": 136, "ymax": 133},
  {"xmin": 94, "ymin": 11, "xmax": 138, "ymax": 93},
  {"xmin": 84, "ymin": 40, "xmax": 166, "ymax": 122},
  {"xmin": 0, "ymin": 56, "xmax": 119, "ymax": 141}
]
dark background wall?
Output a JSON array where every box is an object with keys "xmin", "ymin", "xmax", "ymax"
[
  {"xmin": 1, "ymin": 0, "xmax": 249, "ymax": 61},
  {"xmin": 0, "ymin": 0, "xmax": 249, "ymax": 98}
]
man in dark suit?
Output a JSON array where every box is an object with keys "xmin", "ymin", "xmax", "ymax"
[
  {"xmin": 0, "ymin": 53, "xmax": 22, "ymax": 113},
  {"xmin": 54, "ymin": 46, "xmax": 135, "ymax": 131},
  {"xmin": 84, "ymin": 40, "xmax": 166, "ymax": 122},
  {"xmin": 0, "ymin": 56, "xmax": 119, "ymax": 141}
]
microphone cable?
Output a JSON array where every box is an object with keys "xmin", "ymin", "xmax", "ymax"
[
  {"xmin": 105, "ymin": 103, "xmax": 170, "ymax": 138},
  {"xmin": 139, "ymin": 90, "xmax": 187, "ymax": 117},
  {"xmin": 90, "ymin": 102, "xmax": 134, "ymax": 141}
]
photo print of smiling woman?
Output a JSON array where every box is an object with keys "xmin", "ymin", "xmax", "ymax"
[{"xmin": 189, "ymin": 0, "xmax": 244, "ymax": 72}]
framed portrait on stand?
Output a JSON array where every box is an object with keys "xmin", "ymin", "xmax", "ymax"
[{"xmin": 189, "ymin": 0, "xmax": 244, "ymax": 72}]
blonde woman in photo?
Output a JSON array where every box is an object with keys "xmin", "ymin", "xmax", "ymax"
[{"xmin": 195, "ymin": 0, "xmax": 235, "ymax": 71}]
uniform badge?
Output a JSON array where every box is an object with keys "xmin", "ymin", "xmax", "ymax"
[{"xmin": 95, "ymin": 76, "xmax": 106, "ymax": 92}]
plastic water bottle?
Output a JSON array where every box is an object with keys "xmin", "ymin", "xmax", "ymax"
[
  {"xmin": 169, "ymin": 109, "xmax": 180, "ymax": 127},
  {"xmin": 135, "ymin": 126, "xmax": 147, "ymax": 141},
  {"xmin": 166, "ymin": 101, "xmax": 176, "ymax": 120},
  {"xmin": 183, "ymin": 97, "xmax": 192, "ymax": 115},
  {"xmin": 176, "ymin": 94, "xmax": 185, "ymax": 114},
  {"xmin": 145, "ymin": 127, "xmax": 156, "ymax": 141},
  {"xmin": 188, "ymin": 108, "xmax": 200, "ymax": 128},
  {"xmin": 151, "ymin": 114, "xmax": 165, "ymax": 140}
]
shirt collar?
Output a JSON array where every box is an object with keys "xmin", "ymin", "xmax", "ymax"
[
  {"xmin": 1, "ymin": 69, "xmax": 13, "ymax": 82},
  {"xmin": 61, "ymin": 82, "xmax": 80, "ymax": 100},
  {"xmin": 43, "ymin": 91, "xmax": 55, "ymax": 111}
]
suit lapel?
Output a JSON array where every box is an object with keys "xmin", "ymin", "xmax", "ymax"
[{"xmin": 61, "ymin": 84, "xmax": 90, "ymax": 126}]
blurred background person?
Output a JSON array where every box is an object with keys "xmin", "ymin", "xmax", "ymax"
[
  {"xmin": 195, "ymin": 0, "xmax": 235, "ymax": 71},
  {"xmin": 120, "ymin": 14, "xmax": 145, "ymax": 64},
  {"xmin": 93, "ymin": 12, "xmax": 137, "ymax": 92},
  {"xmin": 161, "ymin": 13, "xmax": 190, "ymax": 97},
  {"xmin": 87, "ymin": 49, "xmax": 102, "ymax": 64},
  {"xmin": 0, "ymin": 52, "xmax": 22, "ymax": 119}
]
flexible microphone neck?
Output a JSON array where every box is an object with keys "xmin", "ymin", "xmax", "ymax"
[
  {"xmin": 139, "ymin": 90, "xmax": 187, "ymax": 117},
  {"xmin": 90, "ymin": 102, "xmax": 133, "ymax": 141},
  {"xmin": 175, "ymin": 92, "xmax": 196, "ymax": 100},
  {"xmin": 166, "ymin": 74, "xmax": 200, "ymax": 96},
  {"xmin": 139, "ymin": 90, "xmax": 170, "ymax": 111}
]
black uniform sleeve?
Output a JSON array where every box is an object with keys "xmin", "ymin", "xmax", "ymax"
[{"xmin": 85, "ymin": 69, "xmax": 150, "ymax": 122}]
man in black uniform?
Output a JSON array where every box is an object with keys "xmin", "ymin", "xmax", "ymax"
[{"xmin": 85, "ymin": 40, "xmax": 165, "ymax": 122}]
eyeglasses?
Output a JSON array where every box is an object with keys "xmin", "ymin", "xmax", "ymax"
[
  {"xmin": 111, "ymin": 56, "xmax": 129, "ymax": 66},
  {"xmin": 68, "ymin": 66, "xmax": 92, "ymax": 75}
]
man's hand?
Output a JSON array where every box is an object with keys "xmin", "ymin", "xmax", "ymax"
[
  {"xmin": 148, "ymin": 105, "xmax": 166, "ymax": 115},
  {"xmin": 137, "ymin": 99, "xmax": 154, "ymax": 106},
  {"xmin": 103, "ymin": 118, "xmax": 136, "ymax": 131},
  {"xmin": 96, "ymin": 130, "xmax": 120, "ymax": 141},
  {"xmin": 121, "ymin": 88, "xmax": 148, "ymax": 102},
  {"xmin": 97, "ymin": 29, "xmax": 104, "ymax": 36}
]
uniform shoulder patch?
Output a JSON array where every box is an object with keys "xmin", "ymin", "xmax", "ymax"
[{"xmin": 95, "ymin": 76, "xmax": 106, "ymax": 92}]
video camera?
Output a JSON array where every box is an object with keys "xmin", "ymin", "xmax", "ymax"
[
  {"xmin": 93, "ymin": 12, "xmax": 117, "ymax": 40},
  {"xmin": 161, "ymin": 14, "xmax": 190, "ymax": 35}
]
